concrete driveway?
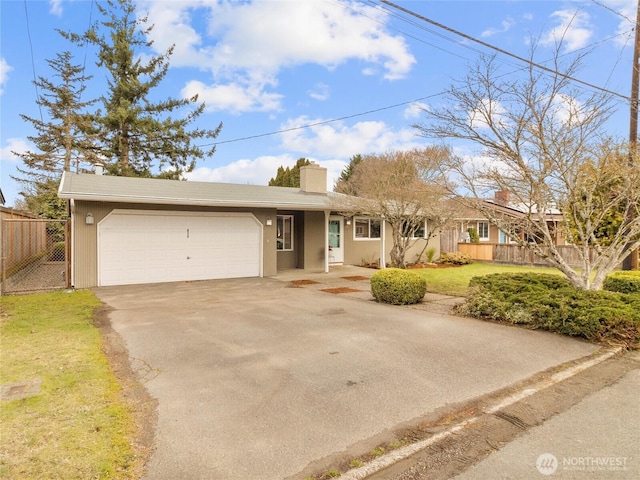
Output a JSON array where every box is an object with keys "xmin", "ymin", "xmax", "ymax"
[{"xmin": 94, "ymin": 271, "xmax": 598, "ymax": 480}]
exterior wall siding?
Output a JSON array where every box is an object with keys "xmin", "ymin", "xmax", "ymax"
[
  {"xmin": 303, "ymin": 211, "xmax": 326, "ymax": 272},
  {"xmin": 342, "ymin": 219, "xmax": 441, "ymax": 267}
]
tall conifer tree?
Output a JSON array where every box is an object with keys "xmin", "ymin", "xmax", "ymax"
[{"xmin": 65, "ymin": 0, "xmax": 221, "ymax": 178}]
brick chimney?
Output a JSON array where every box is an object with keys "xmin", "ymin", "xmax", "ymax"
[
  {"xmin": 495, "ymin": 190, "xmax": 511, "ymax": 205},
  {"xmin": 300, "ymin": 162, "xmax": 327, "ymax": 193}
]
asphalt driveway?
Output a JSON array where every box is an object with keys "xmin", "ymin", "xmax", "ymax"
[{"xmin": 94, "ymin": 273, "xmax": 598, "ymax": 480}]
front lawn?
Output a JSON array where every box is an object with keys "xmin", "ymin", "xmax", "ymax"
[
  {"xmin": 0, "ymin": 291, "xmax": 141, "ymax": 479},
  {"xmin": 412, "ymin": 263, "xmax": 562, "ymax": 296}
]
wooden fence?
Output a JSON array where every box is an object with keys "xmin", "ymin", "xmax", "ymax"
[
  {"xmin": 456, "ymin": 243, "xmax": 598, "ymax": 268},
  {"xmin": 1, "ymin": 217, "xmax": 70, "ymax": 294}
]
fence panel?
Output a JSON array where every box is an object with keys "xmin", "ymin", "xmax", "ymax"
[
  {"xmin": 1, "ymin": 219, "xmax": 70, "ymax": 294},
  {"xmin": 484, "ymin": 244, "xmax": 598, "ymax": 268},
  {"xmin": 458, "ymin": 243, "xmax": 494, "ymax": 261},
  {"xmin": 440, "ymin": 229, "xmax": 459, "ymax": 253}
]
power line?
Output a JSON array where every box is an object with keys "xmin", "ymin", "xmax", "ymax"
[
  {"xmin": 199, "ymin": 2, "xmax": 632, "ymax": 149},
  {"xmin": 590, "ymin": 0, "xmax": 637, "ymax": 24},
  {"xmin": 82, "ymin": 0, "xmax": 95, "ymax": 73},
  {"xmin": 199, "ymin": 93, "xmax": 440, "ymax": 147},
  {"xmin": 23, "ymin": 0, "xmax": 43, "ymax": 122},
  {"xmin": 377, "ymin": 0, "xmax": 631, "ymax": 101}
]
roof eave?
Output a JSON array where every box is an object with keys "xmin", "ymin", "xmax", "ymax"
[{"xmin": 58, "ymin": 192, "xmax": 337, "ymax": 211}]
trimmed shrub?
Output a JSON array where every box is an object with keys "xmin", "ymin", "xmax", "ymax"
[
  {"xmin": 439, "ymin": 252, "xmax": 472, "ymax": 265},
  {"xmin": 456, "ymin": 273, "xmax": 640, "ymax": 349},
  {"xmin": 370, "ymin": 268, "xmax": 427, "ymax": 305},
  {"xmin": 467, "ymin": 227, "xmax": 480, "ymax": 243},
  {"xmin": 603, "ymin": 271, "xmax": 640, "ymax": 294}
]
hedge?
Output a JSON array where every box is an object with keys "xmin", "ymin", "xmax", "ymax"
[
  {"xmin": 603, "ymin": 271, "xmax": 640, "ymax": 294},
  {"xmin": 455, "ymin": 273, "xmax": 640, "ymax": 349}
]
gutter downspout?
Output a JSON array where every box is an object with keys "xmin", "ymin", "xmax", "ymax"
[
  {"xmin": 380, "ymin": 218, "xmax": 386, "ymax": 269},
  {"xmin": 324, "ymin": 210, "xmax": 330, "ymax": 273},
  {"xmin": 70, "ymin": 199, "xmax": 75, "ymax": 288}
]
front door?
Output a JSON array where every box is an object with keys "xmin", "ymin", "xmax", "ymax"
[{"xmin": 328, "ymin": 216, "xmax": 344, "ymax": 264}]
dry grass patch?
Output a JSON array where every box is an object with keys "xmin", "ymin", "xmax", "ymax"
[{"xmin": 0, "ymin": 291, "xmax": 141, "ymax": 479}]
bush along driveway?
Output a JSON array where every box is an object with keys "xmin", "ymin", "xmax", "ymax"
[{"xmin": 458, "ymin": 273, "xmax": 640, "ymax": 349}]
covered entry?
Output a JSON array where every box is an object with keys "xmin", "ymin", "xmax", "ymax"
[{"xmin": 98, "ymin": 210, "xmax": 262, "ymax": 286}]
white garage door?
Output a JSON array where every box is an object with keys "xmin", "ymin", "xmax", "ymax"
[{"xmin": 98, "ymin": 210, "xmax": 262, "ymax": 286}]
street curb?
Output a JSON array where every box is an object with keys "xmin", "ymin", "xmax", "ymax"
[{"xmin": 337, "ymin": 347, "xmax": 623, "ymax": 480}]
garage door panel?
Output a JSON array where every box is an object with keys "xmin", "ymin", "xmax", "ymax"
[{"xmin": 98, "ymin": 212, "xmax": 261, "ymax": 286}]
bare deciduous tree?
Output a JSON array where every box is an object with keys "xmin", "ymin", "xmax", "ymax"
[
  {"xmin": 336, "ymin": 147, "xmax": 455, "ymax": 268},
  {"xmin": 415, "ymin": 50, "xmax": 640, "ymax": 289}
]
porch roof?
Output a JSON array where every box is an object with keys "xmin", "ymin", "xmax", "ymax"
[{"xmin": 58, "ymin": 171, "xmax": 350, "ymax": 211}]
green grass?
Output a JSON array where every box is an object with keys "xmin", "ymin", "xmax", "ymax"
[
  {"xmin": 0, "ymin": 291, "xmax": 140, "ymax": 479},
  {"xmin": 412, "ymin": 263, "xmax": 562, "ymax": 296}
]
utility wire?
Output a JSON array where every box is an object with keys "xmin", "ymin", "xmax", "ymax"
[
  {"xmin": 200, "ymin": 94, "xmax": 440, "ymax": 147},
  {"xmin": 377, "ymin": 0, "xmax": 631, "ymax": 101},
  {"xmin": 200, "ymin": 1, "xmax": 633, "ymax": 149},
  {"xmin": 82, "ymin": 0, "xmax": 95, "ymax": 73},
  {"xmin": 590, "ymin": 0, "xmax": 637, "ymax": 24},
  {"xmin": 23, "ymin": 0, "xmax": 43, "ymax": 122}
]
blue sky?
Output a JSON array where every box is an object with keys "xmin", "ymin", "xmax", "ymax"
[{"xmin": 0, "ymin": 0, "xmax": 637, "ymax": 207}]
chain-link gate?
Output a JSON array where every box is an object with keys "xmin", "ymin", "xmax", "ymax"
[{"xmin": 1, "ymin": 219, "xmax": 70, "ymax": 294}]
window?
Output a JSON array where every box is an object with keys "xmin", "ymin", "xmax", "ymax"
[
  {"xmin": 401, "ymin": 219, "xmax": 427, "ymax": 239},
  {"xmin": 477, "ymin": 222, "xmax": 489, "ymax": 241},
  {"xmin": 354, "ymin": 218, "xmax": 381, "ymax": 239},
  {"xmin": 276, "ymin": 215, "xmax": 293, "ymax": 250}
]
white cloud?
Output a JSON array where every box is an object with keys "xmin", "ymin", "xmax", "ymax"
[
  {"xmin": 139, "ymin": 0, "xmax": 415, "ymax": 112},
  {"xmin": 308, "ymin": 83, "xmax": 330, "ymax": 101},
  {"xmin": 541, "ymin": 9, "xmax": 592, "ymax": 52},
  {"xmin": 181, "ymin": 80, "xmax": 283, "ymax": 114},
  {"xmin": 49, "ymin": 0, "xmax": 63, "ymax": 16},
  {"xmin": 403, "ymin": 102, "xmax": 428, "ymax": 120},
  {"xmin": 0, "ymin": 138, "xmax": 30, "ymax": 164},
  {"xmin": 481, "ymin": 17, "xmax": 516, "ymax": 38},
  {"xmin": 551, "ymin": 93, "xmax": 589, "ymax": 126},
  {"xmin": 598, "ymin": 0, "xmax": 638, "ymax": 46},
  {"xmin": 185, "ymin": 155, "xmax": 346, "ymax": 192},
  {"xmin": 278, "ymin": 116, "xmax": 423, "ymax": 158},
  {"xmin": 468, "ymin": 98, "xmax": 509, "ymax": 131},
  {"xmin": 0, "ymin": 57, "xmax": 12, "ymax": 95}
]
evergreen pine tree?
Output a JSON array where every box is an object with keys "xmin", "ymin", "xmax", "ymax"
[
  {"xmin": 64, "ymin": 0, "xmax": 221, "ymax": 178},
  {"xmin": 12, "ymin": 50, "xmax": 97, "ymax": 217}
]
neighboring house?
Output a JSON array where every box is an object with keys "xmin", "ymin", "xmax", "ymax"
[
  {"xmin": 442, "ymin": 191, "xmax": 566, "ymax": 251},
  {"xmin": 58, "ymin": 164, "xmax": 440, "ymax": 288}
]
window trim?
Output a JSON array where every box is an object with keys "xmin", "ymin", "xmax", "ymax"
[
  {"xmin": 401, "ymin": 219, "xmax": 427, "ymax": 239},
  {"xmin": 353, "ymin": 217, "xmax": 381, "ymax": 240},
  {"xmin": 477, "ymin": 221, "xmax": 490, "ymax": 241},
  {"xmin": 276, "ymin": 214, "xmax": 294, "ymax": 251}
]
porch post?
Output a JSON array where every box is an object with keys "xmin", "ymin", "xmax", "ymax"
[
  {"xmin": 324, "ymin": 210, "xmax": 330, "ymax": 273},
  {"xmin": 380, "ymin": 218, "xmax": 386, "ymax": 269}
]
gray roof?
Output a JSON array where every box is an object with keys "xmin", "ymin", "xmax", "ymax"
[{"xmin": 58, "ymin": 171, "xmax": 347, "ymax": 211}]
